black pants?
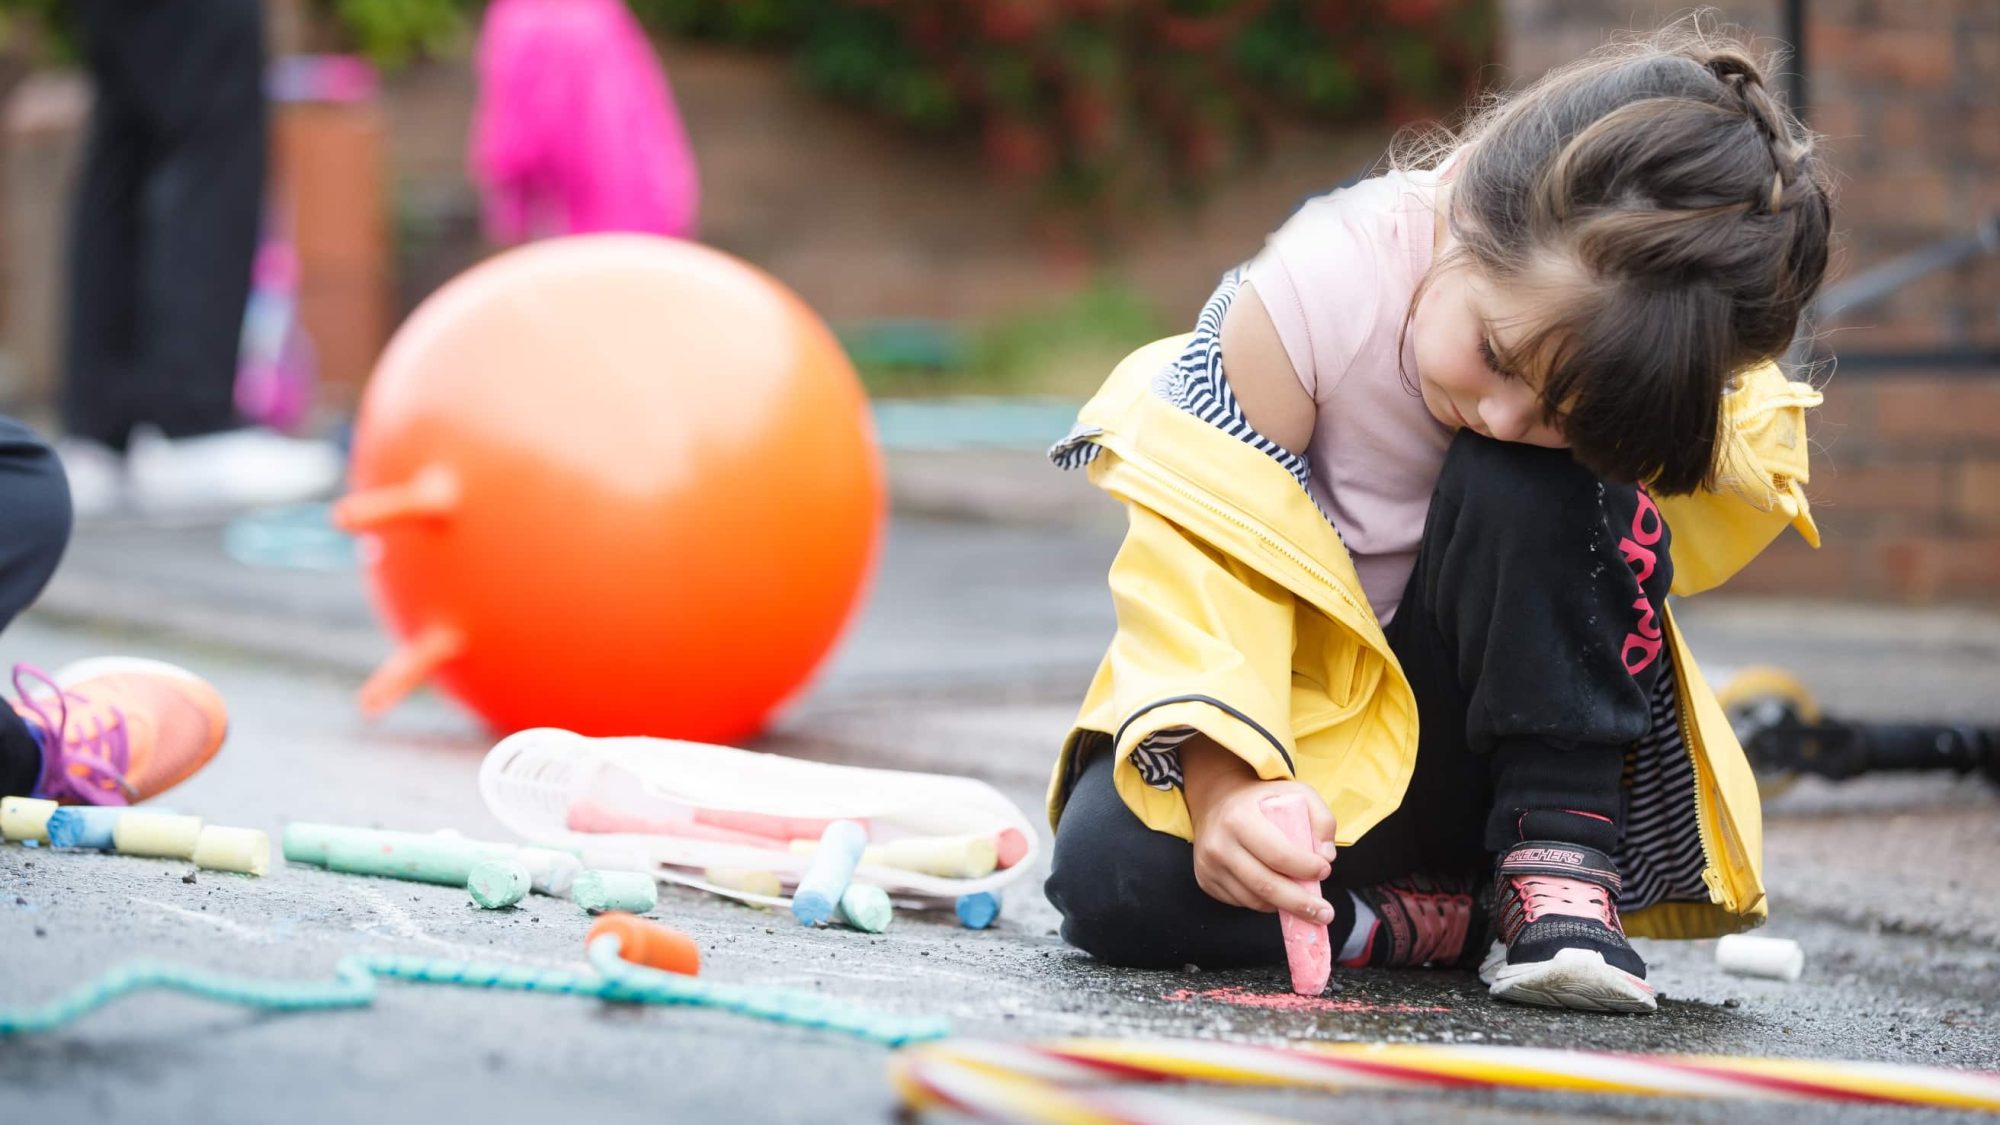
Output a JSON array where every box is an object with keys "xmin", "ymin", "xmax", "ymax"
[
  {"xmin": 1045, "ymin": 432, "xmax": 1676, "ymax": 968},
  {"xmin": 0, "ymin": 418, "xmax": 77, "ymax": 795},
  {"xmin": 62, "ymin": 0, "xmax": 266, "ymax": 450}
]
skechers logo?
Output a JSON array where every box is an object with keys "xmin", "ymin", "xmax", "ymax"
[
  {"xmin": 1512, "ymin": 847, "xmax": 1587, "ymax": 867},
  {"xmin": 1618, "ymin": 486, "xmax": 1665, "ymax": 675}
]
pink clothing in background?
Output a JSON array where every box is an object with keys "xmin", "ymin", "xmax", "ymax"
[
  {"xmin": 1245, "ymin": 169, "xmax": 1448, "ymax": 624},
  {"xmin": 471, "ymin": 0, "xmax": 699, "ymax": 242}
]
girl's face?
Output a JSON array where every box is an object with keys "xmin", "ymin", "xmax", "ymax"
[{"xmin": 1410, "ymin": 239, "xmax": 1570, "ymax": 449}]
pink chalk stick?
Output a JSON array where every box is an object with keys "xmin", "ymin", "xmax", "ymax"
[
  {"xmin": 692, "ymin": 809, "xmax": 867, "ymax": 842},
  {"xmin": 566, "ymin": 800, "xmax": 779, "ymax": 848},
  {"xmin": 994, "ymin": 828, "xmax": 1029, "ymax": 869},
  {"xmin": 1259, "ymin": 793, "xmax": 1331, "ymax": 996}
]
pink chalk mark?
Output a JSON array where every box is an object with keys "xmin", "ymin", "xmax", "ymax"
[
  {"xmin": 1162, "ymin": 986, "xmax": 1450, "ymax": 1014},
  {"xmin": 1258, "ymin": 794, "xmax": 1330, "ymax": 996}
]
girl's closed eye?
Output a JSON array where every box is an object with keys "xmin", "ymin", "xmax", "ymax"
[{"xmin": 1477, "ymin": 336, "xmax": 1517, "ymax": 381}]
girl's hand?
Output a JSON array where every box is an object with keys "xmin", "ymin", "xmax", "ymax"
[{"xmin": 1180, "ymin": 736, "xmax": 1339, "ymax": 924}]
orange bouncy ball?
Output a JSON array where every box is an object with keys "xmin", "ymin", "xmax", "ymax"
[
  {"xmin": 335, "ymin": 235, "xmax": 884, "ymax": 741},
  {"xmin": 588, "ymin": 913, "xmax": 701, "ymax": 976}
]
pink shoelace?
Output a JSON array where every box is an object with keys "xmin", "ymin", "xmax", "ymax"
[
  {"xmin": 1513, "ymin": 874, "xmax": 1618, "ymax": 929},
  {"xmin": 13, "ymin": 663, "xmax": 133, "ymax": 805},
  {"xmin": 1398, "ymin": 886, "xmax": 1475, "ymax": 965}
]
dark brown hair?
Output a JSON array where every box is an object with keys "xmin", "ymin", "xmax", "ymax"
[{"xmin": 1406, "ymin": 19, "xmax": 1832, "ymax": 494}]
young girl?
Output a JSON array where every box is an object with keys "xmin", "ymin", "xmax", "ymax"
[{"xmin": 1042, "ymin": 25, "xmax": 1832, "ymax": 1013}]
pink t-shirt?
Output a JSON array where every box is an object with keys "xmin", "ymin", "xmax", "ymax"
[{"xmin": 1245, "ymin": 168, "xmax": 1449, "ymax": 624}]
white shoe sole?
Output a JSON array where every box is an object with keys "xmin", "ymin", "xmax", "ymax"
[{"xmin": 1479, "ymin": 941, "xmax": 1658, "ymax": 1013}]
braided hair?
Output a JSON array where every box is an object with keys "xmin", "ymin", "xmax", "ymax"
[{"xmin": 1402, "ymin": 19, "xmax": 1833, "ymax": 494}]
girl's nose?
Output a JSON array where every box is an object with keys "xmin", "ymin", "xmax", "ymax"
[{"xmin": 1481, "ymin": 397, "xmax": 1538, "ymax": 442}]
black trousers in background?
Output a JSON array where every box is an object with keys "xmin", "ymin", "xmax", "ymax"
[
  {"xmin": 0, "ymin": 418, "xmax": 76, "ymax": 795},
  {"xmin": 1045, "ymin": 432, "xmax": 1677, "ymax": 968},
  {"xmin": 62, "ymin": 0, "xmax": 267, "ymax": 450}
]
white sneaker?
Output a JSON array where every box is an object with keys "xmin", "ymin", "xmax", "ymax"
[
  {"xmin": 126, "ymin": 426, "xmax": 345, "ymax": 515},
  {"xmin": 54, "ymin": 438, "xmax": 127, "ymax": 520}
]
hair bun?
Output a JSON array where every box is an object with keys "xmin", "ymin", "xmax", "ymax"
[{"xmin": 1703, "ymin": 52, "xmax": 1765, "ymax": 88}]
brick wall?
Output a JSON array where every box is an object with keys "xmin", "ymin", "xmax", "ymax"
[
  {"xmin": 1502, "ymin": 0, "xmax": 2000, "ymax": 601},
  {"xmin": 372, "ymin": 40, "xmax": 1391, "ymax": 328}
]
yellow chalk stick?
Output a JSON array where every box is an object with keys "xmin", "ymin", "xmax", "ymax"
[
  {"xmin": 1, "ymin": 796, "xmax": 58, "ymax": 843},
  {"xmin": 704, "ymin": 866, "xmax": 783, "ymax": 897},
  {"xmin": 791, "ymin": 833, "xmax": 999, "ymax": 879},
  {"xmin": 191, "ymin": 826, "xmax": 271, "ymax": 876},
  {"xmin": 112, "ymin": 812, "xmax": 205, "ymax": 859}
]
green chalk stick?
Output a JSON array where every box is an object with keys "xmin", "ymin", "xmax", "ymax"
[
  {"xmin": 288, "ymin": 824, "xmax": 581, "ymax": 897},
  {"xmin": 281, "ymin": 822, "xmax": 344, "ymax": 865},
  {"xmin": 324, "ymin": 836, "xmax": 491, "ymax": 886},
  {"xmin": 572, "ymin": 869, "xmax": 658, "ymax": 914},
  {"xmin": 835, "ymin": 884, "xmax": 892, "ymax": 933},
  {"xmin": 287, "ymin": 824, "xmax": 495, "ymax": 864},
  {"xmin": 467, "ymin": 859, "xmax": 532, "ymax": 909}
]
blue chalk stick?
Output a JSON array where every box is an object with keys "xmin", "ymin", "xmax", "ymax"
[
  {"xmin": 792, "ymin": 820, "xmax": 868, "ymax": 927},
  {"xmin": 46, "ymin": 806, "xmax": 126, "ymax": 849},
  {"xmin": 955, "ymin": 892, "xmax": 1000, "ymax": 930}
]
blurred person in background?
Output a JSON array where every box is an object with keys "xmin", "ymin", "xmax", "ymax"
[{"xmin": 55, "ymin": 0, "xmax": 342, "ymax": 518}]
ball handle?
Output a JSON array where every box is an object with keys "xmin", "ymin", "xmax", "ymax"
[
  {"xmin": 359, "ymin": 622, "xmax": 465, "ymax": 718},
  {"xmin": 333, "ymin": 464, "xmax": 460, "ymax": 531}
]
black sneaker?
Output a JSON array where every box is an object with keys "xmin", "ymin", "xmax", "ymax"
[{"xmin": 1479, "ymin": 841, "xmax": 1655, "ymax": 1013}]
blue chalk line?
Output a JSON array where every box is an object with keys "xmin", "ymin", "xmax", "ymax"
[{"xmin": 0, "ymin": 937, "xmax": 949, "ymax": 1047}]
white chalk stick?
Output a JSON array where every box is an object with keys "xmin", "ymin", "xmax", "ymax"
[
  {"xmin": 1716, "ymin": 934, "xmax": 1804, "ymax": 981},
  {"xmin": 112, "ymin": 811, "xmax": 205, "ymax": 859},
  {"xmin": 792, "ymin": 820, "xmax": 867, "ymax": 927},
  {"xmin": 2, "ymin": 796, "xmax": 60, "ymax": 843},
  {"xmin": 516, "ymin": 847, "xmax": 582, "ymax": 896},
  {"xmin": 191, "ymin": 826, "xmax": 271, "ymax": 876}
]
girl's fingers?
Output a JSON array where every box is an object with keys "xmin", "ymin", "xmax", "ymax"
[
  {"xmin": 1197, "ymin": 865, "xmax": 1250, "ymax": 911},
  {"xmin": 1236, "ymin": 810, "xmax": 1333, "ymax": 883},
  {"xmin": 1222, "ymin": 849, "xmax": 1331, "ymax": 923},
  {"xmin": 1302, "ymin": 790, "xmax": 1340, "ymax": 861}
]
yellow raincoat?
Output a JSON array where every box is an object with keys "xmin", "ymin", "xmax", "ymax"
[{"xmin": 1049, "ymin": 336, "xmax": 1822, "ymax": 939}]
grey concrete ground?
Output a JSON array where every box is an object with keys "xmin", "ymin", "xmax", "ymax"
[{"xmin": 3, "ymin": 486, "xmax": 1999, "ymax": 1123}]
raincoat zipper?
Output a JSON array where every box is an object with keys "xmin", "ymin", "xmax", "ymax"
[{"xmin": 1668, "ymin": 618, "xmax": 1739, "ymax": 915}]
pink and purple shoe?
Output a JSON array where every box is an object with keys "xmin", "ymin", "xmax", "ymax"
[
  {"xmin": 1341, "ymin": 874, "xmax": 1484, "ymax": 969},
  {"xmin": 11, "ymin": 659, "xmax": 229, "ymax": 805}
]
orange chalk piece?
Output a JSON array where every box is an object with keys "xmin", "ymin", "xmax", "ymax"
[
  {"xmin": 1259, "ymin": 794, "xmax": 1331, "ymax": 997},
  {"xmin": 587, "ymin": 912, "xmax": 700, "ymax": 977}
]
